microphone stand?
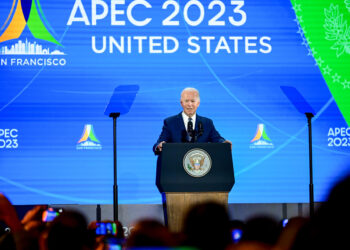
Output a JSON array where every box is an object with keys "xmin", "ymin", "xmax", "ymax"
[
  {"xmin": 305, "ymin": 112, "xmax": 314, "ymax": 217},
  {"xmin": 192, "ymin": 122, "xmax": 203, "ymax": 143},
  {"xmin": 188, "ymin": 120, "xmax": 194, "ymax": 143},
  {"xmin": 280, "ymin": 86, "xmax": 316, "ymax": 218},
  {"xmin": 109, "ymin": 112, "xmax": 120, "ymax": 221},
  {"xmin": 192, "ymin": 130, "xmax": 197, "ymax": 143},
  {"xmin": 198, "ymin": 122, "xmax": 203, "ymax": 138}
]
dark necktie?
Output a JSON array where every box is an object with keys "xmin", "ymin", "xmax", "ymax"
[
  {"xmin": 187, "ymin": 118, "xmax": 194, "ymax": 142},
  {"xmin": 187, "ymin": 118, "xmax": 193, "ymax": 133}
]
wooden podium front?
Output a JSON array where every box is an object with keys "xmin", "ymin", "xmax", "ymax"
[
  {"xmin": 156, "ymin": 143, "xmax": 234, "ymax": 232},
  {"xmin": 163, "ymin": 192, "xmax": 229, "ymax": 232}
]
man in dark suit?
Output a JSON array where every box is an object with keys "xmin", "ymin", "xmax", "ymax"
[{"xmin": 153, "ymin": 87, "xmax": 231, "ymax": 154}]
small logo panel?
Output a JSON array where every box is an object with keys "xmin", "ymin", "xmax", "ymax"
[
  {"xmin": 183, "ymin": 148, "xmax": 212, "ymax": 177},
  {"xmin": 250, "ymin": 123, "xmax": 274, "ymax": 149},
  {"xmin": 76, "ymin": 124, "xmax": 102, "ymax": 150}
]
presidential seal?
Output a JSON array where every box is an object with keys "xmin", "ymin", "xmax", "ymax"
[{"xmin": 183, "ymin": 148, "xmax": 212, "ymax": 177}]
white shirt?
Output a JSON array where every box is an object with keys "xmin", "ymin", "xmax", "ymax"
[{"xmin": 182, "ymin": 112, "xmax": 196, "ymax": 131}]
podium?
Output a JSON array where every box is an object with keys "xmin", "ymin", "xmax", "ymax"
[{"xmin": 156, "ymin": 143, "xmax": 235, "ymax": 232}]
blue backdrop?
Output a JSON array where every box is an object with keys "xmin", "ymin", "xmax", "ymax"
[{"xmin": 0, "ymin": 0, "xmax": 349, "ymax": 204}]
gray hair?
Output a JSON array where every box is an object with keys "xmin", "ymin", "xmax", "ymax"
[{"xmin": 181, "ymin": 87, "xmax": 200, "ymax": 100}]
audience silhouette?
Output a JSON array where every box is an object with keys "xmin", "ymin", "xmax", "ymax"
[
  {"xmin": 126, "ymin": 219, "xmax": 175, "ymax": 248},
  {"xmin": 1, "ymin": 175, "xmax": 350, "ymax": 250},
  {"xmin": 182, "ymin": 201, "xmax": 232, "ymax": 250}
]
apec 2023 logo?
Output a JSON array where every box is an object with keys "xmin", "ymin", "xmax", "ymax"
[
  {"xmin": 0, "ymin": 129, "xmax": 18, "ymax": 149},
  {"xmin": 0, "ymin": 0, "xmax": 66, "ymax": 66}
]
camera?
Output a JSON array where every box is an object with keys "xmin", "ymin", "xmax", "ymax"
[
  {"xmin": 282, "ymin": 218, "xmax": 289, "ymax": 228},
  {"xmin": 42, "ymin": 208, "xmax": 63, "ymax": 222},
  {"xmin": 104, "ymin": 237, "xmax": 123, "ymax": 250},
  {"xmin": 232, "ymin": 228, "xmax": 243, "ymax": 243},
  {"xmin": 95, "ymin": 222, "xmax": 117, "ymax": 236}
]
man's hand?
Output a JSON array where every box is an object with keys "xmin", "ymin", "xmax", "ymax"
[
  {"xmin": 156, "ymin": 141, "xmax": 166, "ymax": 152},
  {"xmin": 21, "ymin": 205, "xmax": 47, "ymax": 225},
  {"xmin": 223, "ymin": 140, "xmax": 232, "ymax": 150}
]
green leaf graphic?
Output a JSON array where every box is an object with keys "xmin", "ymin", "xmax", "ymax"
[{"xmin": 291, "ymin": 0, "xmax": 350, "ymax": 126}]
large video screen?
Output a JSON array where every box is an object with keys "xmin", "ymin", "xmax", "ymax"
[{"xmin": 1, "ymin": 0, "xmax": 349, "ymax": 204}]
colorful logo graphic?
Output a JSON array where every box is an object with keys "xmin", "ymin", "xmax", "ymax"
[
  {"xmin": 76, "ymin": 124, "xmax": 102, "ymax": 150},
  {"xmin": 250, "ymin": 124, "xmax": 274, "ymax": 148},
  {"xmin": 0, "ymin": 0, "xmax": 63, "ymax": 55}
]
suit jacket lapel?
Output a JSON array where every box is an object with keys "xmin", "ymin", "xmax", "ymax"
[
  {"xmin": 195, "ymin": 114, "xmax": 202, "ymax": 131},
  {"xmin": 177, "ymin": 112, "xmax": 186, "ymax": 131}
]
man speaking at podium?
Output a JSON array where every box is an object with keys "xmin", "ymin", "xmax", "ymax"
[{"xmin": 153, "ymin": 87, "xmax": 231, "ymax": 154}]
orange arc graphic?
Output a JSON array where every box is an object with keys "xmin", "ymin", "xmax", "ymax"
[
  {"xmin": 0, "ymin": 0, "xmax": 26, "ymax": 43},
  {"xmin": 78, "ymin": 127, "xmax": 90, "ymax": 143},
  {"xmin": 250, "ymin": 129, "xmax": 262, "ymax": 142},
  {"xmin": 0, "ymin": 0, "xmax": 17, "ymax": 31}
]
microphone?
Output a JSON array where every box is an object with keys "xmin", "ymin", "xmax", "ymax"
[
  {"xmin": 187, "ymin": 119, "xmax": 194, "ymax": 142},
  {"xmin": 198, "ymin": 122, "xmax": 204, "ymax": 137}
]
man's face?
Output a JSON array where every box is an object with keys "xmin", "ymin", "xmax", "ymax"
[{"xmin": 180, "ymin": 91, "xmax": 200, "ymax": 117}]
